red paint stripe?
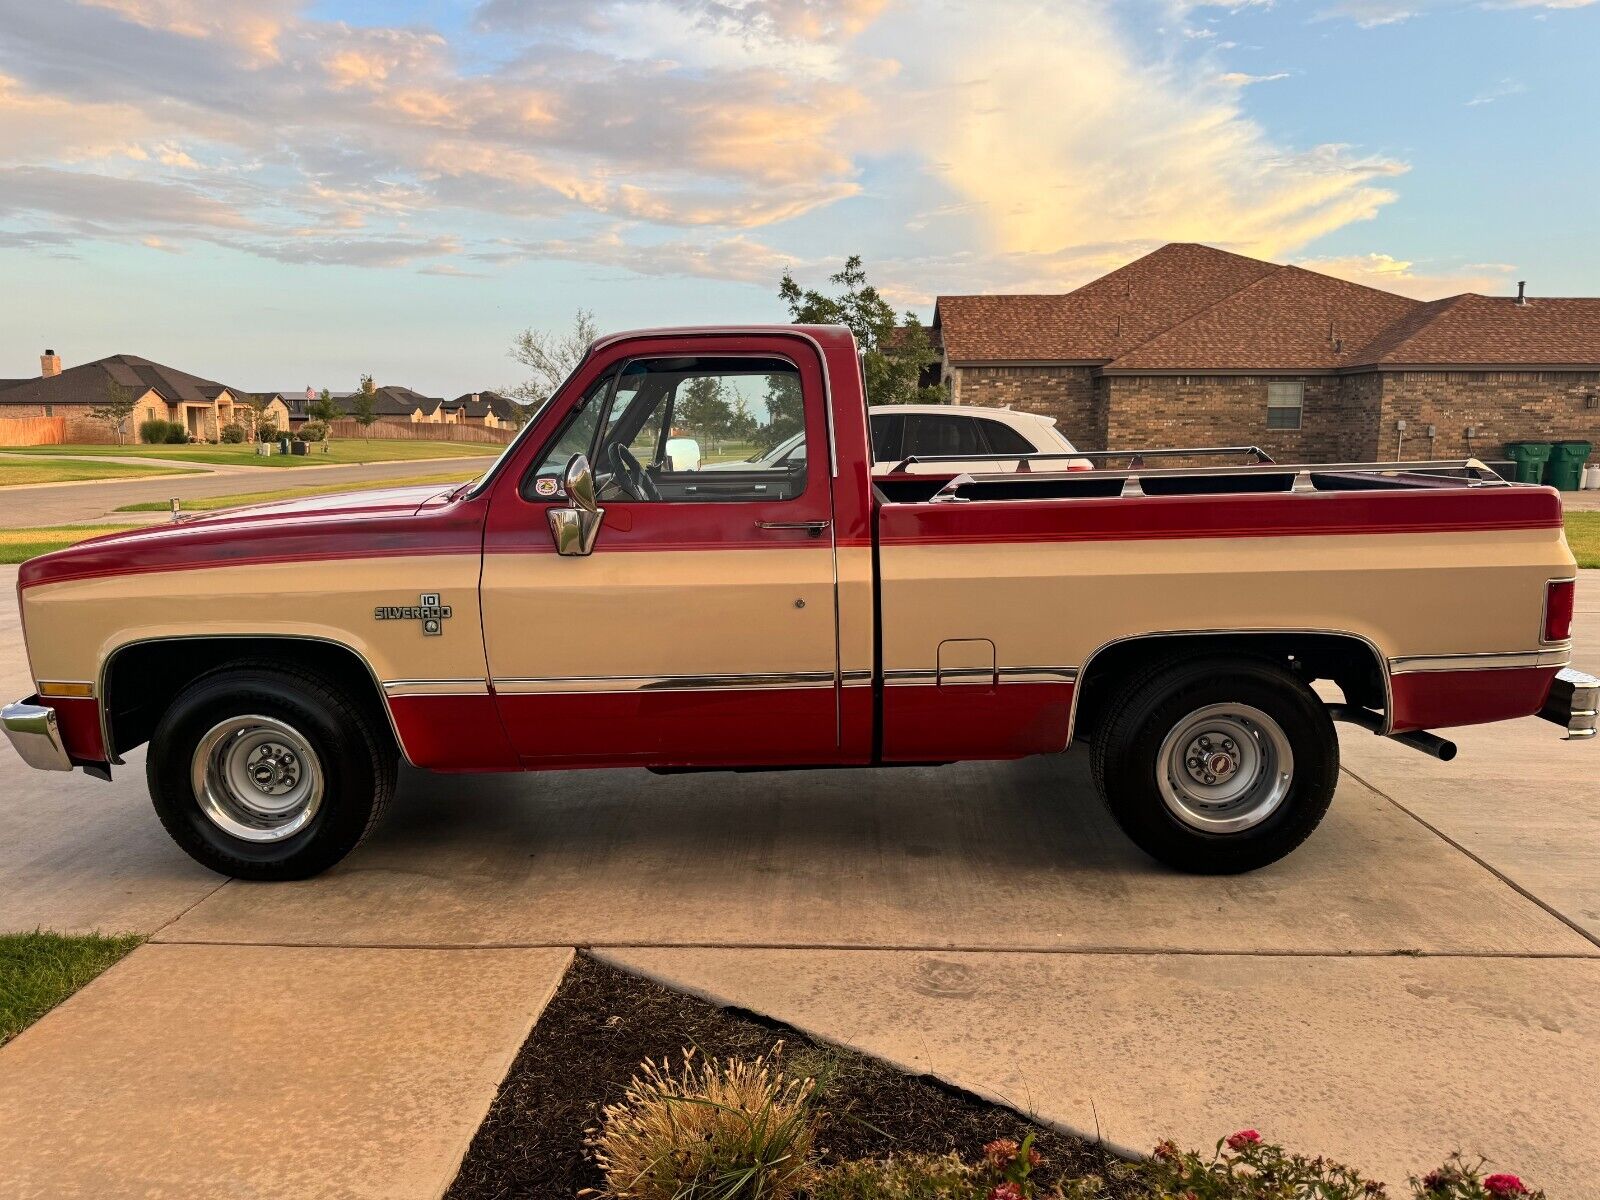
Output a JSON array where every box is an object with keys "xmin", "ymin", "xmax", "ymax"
[
  {"xmin": 1389, "ymin": 666, "xmax": 1558, "ymax": 733},
  {"xmin": 37, "ymin": 696, "xmax": 106, "ymax": 763},
  {"xmin": 881, "ymin": 681, "xmax": 1074, "ymax": 762},
  {"xmin": 879, "ymin": 486, "xmax": 1561, "ymax": 548},
  {"xmin": 387, "ymin": 693, "xmax": 518, "ymax": 771}
]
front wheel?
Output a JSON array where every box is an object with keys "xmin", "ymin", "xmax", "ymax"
[
  {"xmin": 147, "ymin": 664, "xmax": 397, "ymax": 880},
  {"xmin": 1090, "ymin": 657, "xmax": 1338, "ymax": 874}
]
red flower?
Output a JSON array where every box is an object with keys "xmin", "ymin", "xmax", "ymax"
[
  {"xmin": 987, "ymin": 1185, "xmax": 1024, "ymax": 1200},
  {"xmin": 1226, "ymin": 1129, "xmax": 1263, "ymax": 1151},
  {"xmin": 1153, "ymin": 1139, "xmax": 1180, "ymax": 1161},
  {"xmin": 1484, "ymin": 1174, "xmax": 1529, "ymax": 1197},
  {"xmin": 983, "ymin": 1139, "xmax": 1019, "ymax": 1169}
]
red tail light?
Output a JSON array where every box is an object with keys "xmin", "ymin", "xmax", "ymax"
[{"xmin": 1544, "ymin": 579, "xmax": 1575, "ymax": 642}]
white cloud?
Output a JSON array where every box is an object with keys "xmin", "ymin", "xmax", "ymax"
[
  {"xmin": 1466, "ymin": 78, "xmax": 1528, "ymax": 105},
  {"xmin": 1295, "ymin": 252, "xmax": 1516, "ymax": 297},
  {"xmin": 1219, "ymin": 70, "xmax": 1291, "ymax": 84},
  {"xmin": 1320, "ymin": 0, "xmax": 1594, "ymax": 25}
]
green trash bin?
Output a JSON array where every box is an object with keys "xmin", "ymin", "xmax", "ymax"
[
  {"xmin": 1502, "ymin": 441, "xmax": 1553, "ymax": 484},
  {"xmin": 1545, "ymin": 440, "xmax": 1593, "ymax": 491}
]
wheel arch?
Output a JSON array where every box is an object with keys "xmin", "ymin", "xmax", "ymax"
[
  {"xmin": 100, "ymin": 635, "xmax": 406, "ymax": 765},
  {"xmin": 1066, "ymin": 628, "xmax": 1390, "ymax": 748}
]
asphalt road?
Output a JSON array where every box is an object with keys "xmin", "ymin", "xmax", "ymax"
[{"xmin": 1, "ymin": 453, "xmax": 499, "ymax": 527}]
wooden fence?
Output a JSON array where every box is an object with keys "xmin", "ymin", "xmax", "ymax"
[
  {"xmin": 324, "ymin": 419, "xmax": 517, "ymax": 445},
  {"xmin": 0, "ymin": 415, "xmax": 66, "ymax": 446}
]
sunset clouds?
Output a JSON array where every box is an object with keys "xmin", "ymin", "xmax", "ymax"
[{"xmin": 0, "ymin": 0, "xmax": 1592, "ymax": 365}]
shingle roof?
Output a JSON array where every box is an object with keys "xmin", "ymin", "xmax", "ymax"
[
  {"xmin": 935, "ymin": 244, "xmax": 1278, "ymax": 363},
  {"xmin": 448, "ymin": 390, "xmax": 524, "ymax": 420},
  {"xmin": 934, "ymin": 245, "xmax": 1600, "ymax": 372},
  {"xmin": 1104, "ymin": 265, "xmax": 1419, "ymax": 372},
  {"xmin": 1350, "ymin": 293, "xmax": 1600, "ymax": 366},
  {"xmin": 0, "ymin": 354, "xmax": 248, "ymax": 408}
]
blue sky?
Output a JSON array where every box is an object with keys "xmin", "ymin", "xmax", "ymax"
[{"xmin": 0, "ymin": 0, "xmax": 1595, "ymax": 396}]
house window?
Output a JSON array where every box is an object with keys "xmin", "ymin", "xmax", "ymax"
[
  {"xmin": 1266, "ymin": 382, "xmax": 1303, "ymax": 430},
  {"xmin": 44, "ymin": 404, "xmax": 53, "ymax": 417}
]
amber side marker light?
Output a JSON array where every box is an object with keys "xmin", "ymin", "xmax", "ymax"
[
  {"xmin": 1544, "ymin": 579, "xmax": 1576, "ymax": 643},
  {"xmin": 37, "ymin": 681, "xmax": 94, "ymax": 699}
]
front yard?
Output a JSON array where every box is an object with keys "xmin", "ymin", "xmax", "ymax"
[
  {"xmin": 1564, "ymin": 512, "xmax": 1599, "ymax": 568},
  {"xmin": 0, "ymin": 459, "xmax": 203, "ymax": 487},
  {"xmin": 2, "ymin": 439, "xmax": 502, "ymax": 469}
]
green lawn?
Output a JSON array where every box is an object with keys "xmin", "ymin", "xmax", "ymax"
[
  {"xmin": 1568, "ymin": 512, "xmax": 1600, "ymax": 568},
  {"xmin": 4, "ymin": 439, "xmax": 502, "ymax": 468},
  {"xmin": 114, "ymin": 469, "xmax": 481, "ymax": 512},
  {"xmin": 0, "ymin": 525, "xmax": 141, "ymax": 563},
  {"xmin": 1, "ymin": 931, "xmax": 143, "ymax": 1045},
  {"xmin": 0, "ymin": 459, "xmax": 201, "ymax": 487}
]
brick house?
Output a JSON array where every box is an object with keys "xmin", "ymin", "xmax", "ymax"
[
  {"xmin": 443, "ymin": 391, "xmax": 524, "ymax": 428},
  {"xmin": 933, "ymin": 244, "xmax": 1600, "ymax": 463},
  {"xmin": 0, "ymin": 350, "xmax": 264, "ymax": 442}
]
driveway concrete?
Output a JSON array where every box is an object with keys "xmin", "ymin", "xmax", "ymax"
[
  {"xmin": 0, "ymin": 455, "xmax": 495, "ymax": 527},
  {"xmin": 0, "ymin": 943, "xmax": 570, "ymax": 1200}
]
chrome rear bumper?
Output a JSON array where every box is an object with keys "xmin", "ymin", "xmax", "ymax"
[
  {"xmin": 2, "ymin": 699, "xmax": 75, "ymax": 771},
  {"xmin": 1540, "ymin": 668, "xmax": 1599, "ymax": 740}
]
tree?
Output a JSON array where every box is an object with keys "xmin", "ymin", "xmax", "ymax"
[
  {"xmin": 675, "ymin": 375, "xmax": 734, "ymax": 444},
  {"xmin": 508, "ymin": 309, "xmax": 599, "ymax": 410},
  {"xmin": 352, "ymin": 374, "xmax": 378, "ymax": 437},
  {"xmin": 90, "ymin": 380, "xmax": 139, "ymax": 445},
  {"xmin": 309, "ymin": 387, "xmax": 340, "ymax": 438},
  {"xmin": 778, "ymin": 256, "xmax": 946, "ymax": 406},
  {"xmin": 240, "ymin": 392, "xmax": 270, "ymax": 438}
]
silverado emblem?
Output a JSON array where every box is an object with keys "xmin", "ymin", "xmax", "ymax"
[{"xmin": 374, "ymin": 593, "xmax": 452, "ymax": 636}]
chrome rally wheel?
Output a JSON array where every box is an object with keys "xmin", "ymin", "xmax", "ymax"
[
  {"xmin": 190, "ymin": 715, "xmax": 325, "ymax": 842},
  {"xmin": 1155, "ymin": 703, "xmax": 1294, "ymax": 834}
]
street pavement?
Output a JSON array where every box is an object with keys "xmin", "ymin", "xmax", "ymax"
[
  {"xmin": 0, "ymin": 565, "xmax": 1595, "ymax": 1197},
  {"xmin": 0, "ymin": 453, "xmax": 497, "ymax": 527}
]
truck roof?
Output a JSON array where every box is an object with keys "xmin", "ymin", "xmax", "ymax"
[{"xmin": 588, "ymin": 325, "xmax": 860, "ymax": 356}]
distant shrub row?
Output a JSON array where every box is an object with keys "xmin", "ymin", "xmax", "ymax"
[{"xmin": 138, "ymin": 419, "xmax": 190, "ymax": 445}]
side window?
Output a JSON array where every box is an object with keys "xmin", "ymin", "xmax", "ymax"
[
  {"xmin": 1266, "ymin": 382, "xmax": 1304, "ymax": 430},
  {"xmin": 904, "ymin": 414, "xmax": 984, "ymax": 458},
  {"xmin": 870, "ymin": 412, "xmax": 905, "ymax": 464},
  {"xmin": 526, "ymin": 356, "xmax": 807, "ymax": 502},
  {"xmin": 976, "ymin": 419, "xmax": 1035, "ymax": 455}
]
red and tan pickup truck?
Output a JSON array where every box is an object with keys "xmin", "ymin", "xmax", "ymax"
[{"xmin": 5, "ymin": 325, "xmax": 1594, "ymax": 880}]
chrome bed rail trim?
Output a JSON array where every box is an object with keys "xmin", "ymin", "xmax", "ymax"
[
  {"xmin": 1388, "ymin": 649, "xmax": 1570, "ymax": 674},
  {"xmin": 381, "ymin": 678, "xmax": 491, "ymax": 697}
]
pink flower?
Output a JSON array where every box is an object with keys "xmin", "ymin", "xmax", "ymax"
[
  {"xmin": 987, "ymin": 1185, "xmax": 1024, "ymax": 1200},
  {"xmin": 1226, "ymin": 1129, "xmax": 1263, "ymax": 1151},
  {"xmin": 983, "ymin": 1139, "xmax": 1019, "ymax": 1169},
  {"xmin": 1484, "ymin": 1174, "xmax": 1529, "ymax": 1197}
]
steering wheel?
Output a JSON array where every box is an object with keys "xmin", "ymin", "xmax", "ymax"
[{"xmin": 606, "ymin": 442, "xmax": 661, "ymax": 501}]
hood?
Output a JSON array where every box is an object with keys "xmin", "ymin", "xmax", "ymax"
[{"xmin": 20, "ymin": 482, "xmax": 484, "ymax": 592}]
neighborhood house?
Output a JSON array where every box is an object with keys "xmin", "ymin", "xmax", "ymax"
[{"xmin": 934, "ymin": 243, "xmax": 1600, "ymax": 462}]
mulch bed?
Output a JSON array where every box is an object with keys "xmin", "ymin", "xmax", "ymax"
[{"xmin": 447, "ymin": 952, "xmax": 1133, "ymax": 1198}]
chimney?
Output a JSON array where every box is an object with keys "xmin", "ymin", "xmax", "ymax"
[
  {"xmin": 40, "ymin": 348, "xmax": 61, "ymax": 378},
  {"xmin": 1516, "ymin": 281, "xmax": 1528, "ymax": 306}
]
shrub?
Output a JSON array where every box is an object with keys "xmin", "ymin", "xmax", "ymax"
[
  {"xmin": 256, "ymin": 422, "xmax": 280, "ymax": 443},
  {"xmin": 590, "ymin": 1045, "xmax": 819, "ymax": 1200},
  {"xmin": 164, "ymin": 423, "xmax": 189, "ymax": 444},
  {"xmin": 138, "ymin": 418, "xmax": 172, "ymax": 445},
  {"xmin": 299, "ymin": 421, "xmax": 327, "ymax": 443},
  {"xmin": 219, "ymin": 423, "xmax": 246, "ymax": 443}
]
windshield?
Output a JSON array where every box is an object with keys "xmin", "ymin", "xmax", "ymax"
[{"xmin": 464, "ymin": 386, "xmax": 562, "ymax": 497}]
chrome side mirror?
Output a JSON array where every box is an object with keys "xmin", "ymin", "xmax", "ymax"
[{"xmin": 547, "ymin": 453, "xmax": 605, "ymax": 556}]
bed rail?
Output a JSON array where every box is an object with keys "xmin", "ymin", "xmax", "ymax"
[{"xmin": 918, "ymin": 457, "xmax": 1510, "ymax": 504}]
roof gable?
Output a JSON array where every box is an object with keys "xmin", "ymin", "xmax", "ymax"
[
  {"xmin": 936, "ymin": 243, "xmax": 1278, "ymax": 363},
  {"xmin": 1104, "ymin": 265, "xmax": 1420, "ymax": 372},
  {"xmin": 0, "ymin": 353, "xmax": 244, "ymax": 408}
]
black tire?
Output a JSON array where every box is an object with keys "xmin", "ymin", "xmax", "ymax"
[
  {"xmin": 147, "ymin": 663, "xmax": 396, "ymax": 880},
  {"xmin": 1090, "ymin": 656, "xmax": 1338, "ymax": 874}
]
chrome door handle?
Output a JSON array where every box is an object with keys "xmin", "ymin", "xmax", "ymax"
[{"xmin": 754, "ymin": 520, "xmax": 831, "ymax": 535}]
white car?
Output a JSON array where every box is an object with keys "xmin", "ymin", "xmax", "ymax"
[{"xmin": 699, "ymin": 404, "xmax": 1093, "ymax": 474}]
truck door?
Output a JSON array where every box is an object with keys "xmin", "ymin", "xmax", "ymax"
[{"xmin": 480, "ymin": 336, "xmax": 842, "ymax": 768}]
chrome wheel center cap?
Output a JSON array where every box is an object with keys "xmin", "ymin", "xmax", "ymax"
[
  {"xmin": 1206, "ymin": 751, "xmax": 1236, "ymax": 780},
  {"xmin": 246, "ymin": 743, "xmax": 300, "ymax": 796}
]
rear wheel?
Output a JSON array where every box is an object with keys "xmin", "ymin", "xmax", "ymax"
[
  {"xmin": 147, "ymin": 664, "xmax": 396, "ymax": 880},
  {"xmin": 1090, "ymin": 657, "xmax": 1338, "ymax": 873}
]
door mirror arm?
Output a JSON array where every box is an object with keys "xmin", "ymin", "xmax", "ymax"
[{"xmin": 548, "ymin": 453, "xmax": 606, "ymax": 556}]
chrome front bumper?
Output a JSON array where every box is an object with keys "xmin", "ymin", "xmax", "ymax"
[
  {"xmin": 1541, "ymin": 668, "xmax": 1599, "ymax": 740},
  {"xmin": 2, "ymin": 699, "xmax": 75, "ymax": 771}
]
